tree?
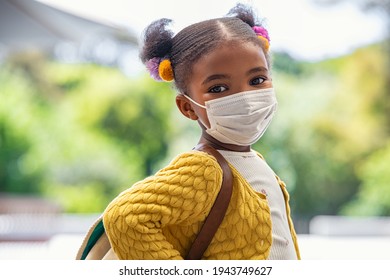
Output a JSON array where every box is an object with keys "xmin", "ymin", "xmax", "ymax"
[
  {"xmin": 99, "ymin": 79, "xmax": 175, "ymax": 176},
  {"xmin": 0, "ymin": 52, "xmax": 176, "ymax": 212},
  {"xmin": 314, "ymin": 0, "xmax": 390, "ymax": 133},
  {"xmin": 310, "ymin": 0, "xmax": 390, "ymax": 217},
  {"xmin": 342, "ymin": 140, "xmax": 390, "ymax": 216}
]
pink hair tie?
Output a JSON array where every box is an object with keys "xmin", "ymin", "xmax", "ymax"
[{"xmin": 252, "ymin": 26, "xmax": 270, "ymax": 42}]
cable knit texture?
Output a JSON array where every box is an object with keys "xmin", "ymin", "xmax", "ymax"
[{"xmin": 103, "ymin": 150, "xmax": 300, "ymax": 260}]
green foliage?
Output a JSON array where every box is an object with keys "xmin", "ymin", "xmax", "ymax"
[
  {"xmin": 0, "ymin": 117, "xmax": 42, "ymax": 194},
  {"xmin": 342, "ymin": 141, "xmax": 390, "ymax": 216},
  {"xmin": 42, "ymin": 182, "xmax": 110, "ymax": 213},
  {"xmin": 98, "ymin": 79, "xmax": 175, "ymax": 175},
  {"xmin": 0, "ymin": 53, "xmax": 176, "ymax": 212},
  {"xmin": 0, "ymin": 61, "xmax": 45, "ymax": 194},
  {"xmin": 272, "ymin": 52, "xmax": 306, "ymax": 76}
]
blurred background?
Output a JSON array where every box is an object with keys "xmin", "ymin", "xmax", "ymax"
[{"xmin": 0, "ymin": 0, "xmax": 389, "ymax": 259}]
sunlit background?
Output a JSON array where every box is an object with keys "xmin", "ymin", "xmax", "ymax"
[{"xmin": 0, "ymin": 0, "xmax": 389, "ymax": 259}]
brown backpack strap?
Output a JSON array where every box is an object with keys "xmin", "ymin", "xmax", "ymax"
[{"xmin": 185, "ymin": 143, "xmax": 233, "ymax": 260}]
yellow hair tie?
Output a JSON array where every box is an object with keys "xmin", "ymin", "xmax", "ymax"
[
  {"xmin": 158, "ymin": 59, "xmax": 174, "ymax": 82},
  {"xmin": 258, "ymin": 36, "xmax": 270, "ymax": 52}
]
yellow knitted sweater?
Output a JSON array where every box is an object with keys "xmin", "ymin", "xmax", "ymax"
[{"xmin": 103, "ymin": 150, "xmax": 300, "ymax": 260}]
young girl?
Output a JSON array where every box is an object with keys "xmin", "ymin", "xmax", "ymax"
[{"xmin": 101, "ymin": 3, "xmax": 300, "ymax": 260}]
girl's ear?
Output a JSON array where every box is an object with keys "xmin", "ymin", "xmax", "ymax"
[{"xmin": 176, "ymin": 94, "xmax": 198, "ymax": 120}]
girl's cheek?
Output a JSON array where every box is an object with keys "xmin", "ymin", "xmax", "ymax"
[{"xmin": 197, "ymin": 108, "xmax": 211, "ymax": 129}]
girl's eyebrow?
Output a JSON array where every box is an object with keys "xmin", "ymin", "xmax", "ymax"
[
  {"xmin": 247, "ymin": 66, "xmax": 269, "ymax": 75},
  {"xmin": 202, "ymin": 74, "xmax": 230, "ymax": 85},
  {"xmin": 202, "ymin": 67, "xmax": 268, "ymax": 85}
]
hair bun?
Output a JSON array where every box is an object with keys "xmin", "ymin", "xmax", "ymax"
[
  {"xmin": 140, "ymin": 18, "xmax": 174, "ymax": 63},
  {"xmin": 227, "ymin": 3, "xmax": 256, "ymax": 27}
]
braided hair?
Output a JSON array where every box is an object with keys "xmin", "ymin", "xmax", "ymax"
[{"xmin": 139, "ymin": 3, "xmax": 270, "ymax": 94}]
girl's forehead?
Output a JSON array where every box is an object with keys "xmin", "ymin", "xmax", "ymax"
[{"xmin": 193, "ymin": 42, "xmax": 267, "ymax": 72}]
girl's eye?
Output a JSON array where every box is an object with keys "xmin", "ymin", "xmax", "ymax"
[
  {"xmin": 250, "ymin": 77, "xmax": 265, "ymax": 86},
  {"xmin": 209, "ymin": 85, "xmax": 228, "ymax": 93}
]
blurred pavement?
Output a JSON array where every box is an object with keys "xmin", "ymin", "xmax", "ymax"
[
  {"xmin": 0, "ymin": 234, "xmax": 389, "ymax": 260},
  {"xmin": 1, "ymin": 213, "xmax": 389, "ymax": 260}
]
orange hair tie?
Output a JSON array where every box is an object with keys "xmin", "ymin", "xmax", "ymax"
[
  {"xmin": 158, "ymin": 59, "xmax": 174, "ymax": 82},
  {"xmin": 258, "ymin": 36, "xmax": 270, "ymax": 52}
]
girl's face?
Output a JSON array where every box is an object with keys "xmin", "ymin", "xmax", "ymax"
[{"xmin": 176, "ymin": 41, "xmax": 273, "ymax": 128}]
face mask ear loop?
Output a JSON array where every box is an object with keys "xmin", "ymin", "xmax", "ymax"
[
  {"xmin": 182, "ymin": 94, "xmax": 210, "ymax": 129},
  {"xmin": 184, "ymin": 94, "xmax": 207, "ymax": 109}
]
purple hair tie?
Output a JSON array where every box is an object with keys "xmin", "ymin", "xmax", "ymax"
[
  {"xmin": 146, "ymin": 57, "xmax": 162, "ymax": 81},
  {"xmin": 252, "ymin": 26, "xmax": 270, "ymax": 42}
]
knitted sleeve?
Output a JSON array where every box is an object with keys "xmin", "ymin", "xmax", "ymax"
[{"xmin": 102, "ymin": 151, "xmax": 222, "ymax": 259}]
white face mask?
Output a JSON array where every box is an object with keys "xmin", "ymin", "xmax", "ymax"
[{"xmin": 185, "ymin": 88, "xmax": 277, "ymax": 146}]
